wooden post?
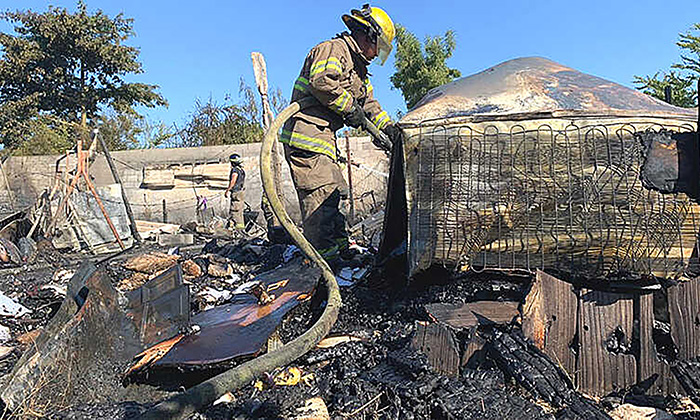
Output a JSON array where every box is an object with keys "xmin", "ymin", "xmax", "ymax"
[
  {"xmin": 0, "ymin": 160, "xmax": 15, "ymax": 212},
  {"xmin": 94, "ymin": 130, "xmax": 142, "ymax": 243},
  {"xmin": 252, "ymin": 52, "xmax": 284, "ymax": 233},
  {"xmin": 345, "ymin": 135, "xmax": 355, "ymax": 225},
  {"xmin": 162, "ymin": 199, "xmax": 168, "ymax": 224}
]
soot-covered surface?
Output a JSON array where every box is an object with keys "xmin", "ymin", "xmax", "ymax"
[{"xmin": 3, "ymin": 239, "xmax": 695, "ymax": 419}]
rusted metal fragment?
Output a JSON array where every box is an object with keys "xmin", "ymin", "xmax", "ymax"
[
  {"xmin": 149, "ymin": 257, "xmax": 319, "ymax": 368},
  {"xmin": 0, "ymin": 262, "xmax": 165, "ymax": 414},
  {"xmin": 128, "ymin": 334, "xmax": 184, "ymax": 375},
  {"xmin": 637, "ymin": 130, "xmax": 700, "ymax": 200},
  {"xmin": 126, "ymin": 264, "xmax": 190, "ymax": 347},
  {"xmin": 425, "ymin": 301, "xmax": 519, "ymax": 329},
  {"xmin": 669, "ymin": 279, "xmax": 700, "ymax": 360},
  {"xmin": 522, "ymin": 270, "xmax": 578, "ymax": 378},
  {"xmin": 410, "ymin": 321, "xmax": 460, "ymax": 377},
  {"xmin": 181, "ymin": 259, "xmax": 202, "ymax": 277},
  {"xmin": 639, "ymin": 293, "xmax": 680, "ymax": 395},
  {"xmin": 577, "ymin": 289, "xmax": 636, "ymax": 395},
  {"xmin": 401, "ymin": 57, "xmax": 695, "ymax": 125}
]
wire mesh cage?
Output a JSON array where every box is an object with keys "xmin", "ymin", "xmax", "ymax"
[{"xmin": 402, "ymin": 120, "xmax": 699, "ymax": 280}]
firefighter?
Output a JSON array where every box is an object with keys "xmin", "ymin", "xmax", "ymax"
[
  {"xmin": 281, "ymin": 4, "xmax": 399, "ymax": 264},
  {"xmin": 224, "ymin": 153, "xmax": 246, "ymax": 231}
]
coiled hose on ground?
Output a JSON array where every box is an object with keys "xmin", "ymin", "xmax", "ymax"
[{"xmin": 142, "ymin": 97, "xmax": 342, "ymax": 420}]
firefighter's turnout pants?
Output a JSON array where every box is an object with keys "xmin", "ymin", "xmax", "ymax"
[{"xmin": 284, "ymin": 145, "xmax": 348, "ymax": 259}]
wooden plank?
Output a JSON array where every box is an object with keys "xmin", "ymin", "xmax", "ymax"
[
  {"xmin": 638, "ymin": 293, "xmax": 680, "ymax": 395},
  {"xmin": 522, "ymin": 270, "xmax": 577, "ymax": 378},
  {"xmin": 460, "ymin": 327, "xmax": 486, "ymax": 367},
  {"xmin": 410, "ymin": 321, "xmax": 460, "ymax": 377},
  {"xmin": 425, "ymin": 301, "xmax": 519, "ymax": 329},
  {"xmin": 141, "ymin": 168, "xmax": 175, "ymax": 189},
  {"xmin": 577, "ymin": 289, "xmax": 636, "ymax": 395},
  {"xmin": 669, "ymin": 279, "xmax": 700, "ymax": 360}
]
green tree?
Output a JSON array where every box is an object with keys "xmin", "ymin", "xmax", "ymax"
[
  {"xmin": 177, "ymin": 97, "xmax": 263, "ymax": 147},
  {"xmin": 633, "ymin": 71, "xmax": 696, "ymax": 108},
  {"xmin": 176, "ymin": 78, "xmax": 287, "ymax": 147},
  {"xmin": 96, "ymin": 110, "xmax": 142, "ymax": 151},
  {"xmin": 390, "ymin": 25, "xmax": 461, "ymax": 109},
  {"xmin": 0, "ymin": 1, "xmax": 167, "ymax": 152},
  {"xmin": 634, "ymin": 23, "xmax": 700, "ymax": 107},
  {"xmin": 97, "ymin": 110, "xmax": 175, "ymax": 150}
]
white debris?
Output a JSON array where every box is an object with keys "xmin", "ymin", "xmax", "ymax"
[
  {"xmin": 0, "ymin": 325, "xmax": 11, "ymax": 342},
  {"xmin": 0, "ymin": 292, "xmax": 30, "ymax": 317},
  {"xmin": 41, "ymin": 284, "xmax": 67, "ymax": 297},
  {"xmin": 232, "ymin": 281, "xmax": 260, "ymax": 295},
  {"xmin": 198, "ymin": 287, "xmax": 232, "ymax": 304},
  {"xmin": 0, "ymin": 346, "xmax": 13, "ymax": 360},
  {"xmin": 225, "ymin": 273, "xmax": 242, "ymax": 285},
  {"xmin": 348, "ymin": 242, "xmax": 368, "ymax": 254},
  {"xmin": 213, "ymin": 391, "xmax": 235, "ymax": 406},
  {"xmin": 52, "ymin": 269, "xmax": 75, "ymax": 284}
]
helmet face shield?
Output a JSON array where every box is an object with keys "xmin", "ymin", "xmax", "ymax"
[{"xmin": 376, "ymin": 34, "xmax": 393, "ymax": 65}]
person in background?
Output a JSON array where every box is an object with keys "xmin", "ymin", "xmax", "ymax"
[{"xmin": 224, "ymin": 153, "xmax": 246, "ymax": 231}]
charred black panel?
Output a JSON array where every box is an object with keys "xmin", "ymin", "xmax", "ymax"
[
  {"xmin": 375, "ymin": 134, "xmax": 408, "ymax": 286},
  {"xmin": 637, "ymin": 130, "xmax": 700, "ymax": 200}
]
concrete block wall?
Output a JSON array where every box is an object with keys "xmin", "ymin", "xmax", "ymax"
[{"xmin": 0, "ymin": 137, "xmax": 389, "ymax": 226}]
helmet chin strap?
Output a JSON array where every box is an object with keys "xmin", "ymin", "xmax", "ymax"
[{"xmin": 348, "ymin": 31, "xmax": 373, "ymax": 65}]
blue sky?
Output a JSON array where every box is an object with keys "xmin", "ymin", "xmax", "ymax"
[{"xmin": 2, "ymin": 0, "xmax": 700, "ymax": 130}]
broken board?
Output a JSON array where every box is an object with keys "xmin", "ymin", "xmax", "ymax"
[
  {"xmin": 425, "ymin": 301, "xmax": 519, "ymax": 329},
  {"xmin": 668, "ymin": 278, "xmax": 700, "ymax": 360},
  {"xmin": 150, "ymin": 256, "xmax": 319, "ymax": 367},
  {"xmin": 577, "ymin": 289, "xmax": 636, "ymax": 395},
  {"xmin": 522, "ymin": 270, "xmax": 578, "ymax": 378},
  {"xmin": 639, "ymin": 293, "xmax": 680, "ymax": 395},
  {"xmin": 411, "ymin": 321, "xmax": 460, "ymax": 377}
]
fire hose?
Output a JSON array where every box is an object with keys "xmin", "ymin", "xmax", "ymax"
[{"xmin": 143, "ymin": 97, "xmax": 389, "ymax": 419}]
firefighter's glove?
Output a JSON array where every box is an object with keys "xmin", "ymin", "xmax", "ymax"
[
  {"xmin": 372, "ymin": 137, "xmax": 392, "ymax": 153},
  {"xmin": 382, "ymin": 123, "xmax": 401, "ymax": 145},
  {"xmin": 343, "ymin": 104, "xmax": 365, "ymax": 129}
]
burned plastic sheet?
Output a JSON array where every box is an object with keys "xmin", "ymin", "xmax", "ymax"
[{"xmin": 143, "ymin": 256, "xmax": 319, "ymax": 369}]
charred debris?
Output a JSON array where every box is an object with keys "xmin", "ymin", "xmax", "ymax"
[
  {"xmin": 0, "ymin": 226, "xmax": 698, "ymax": 419},
  {"xmin": 2, "ymin": 57, "xmax": 700, "ymax": 419}
]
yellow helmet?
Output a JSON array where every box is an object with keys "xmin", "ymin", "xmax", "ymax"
[{"xmin": 342, "ymin": 4, "xmax": 395, "ymax": 65}]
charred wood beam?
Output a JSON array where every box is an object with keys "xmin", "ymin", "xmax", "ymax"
[{"xmin": 486, "ymin": 330, "xmax": 611, "ymax": 420}]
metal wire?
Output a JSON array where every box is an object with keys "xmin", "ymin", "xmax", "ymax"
[{"xmin": 407, "ymin": 121, "xmax": 698, "ymax": 280}]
